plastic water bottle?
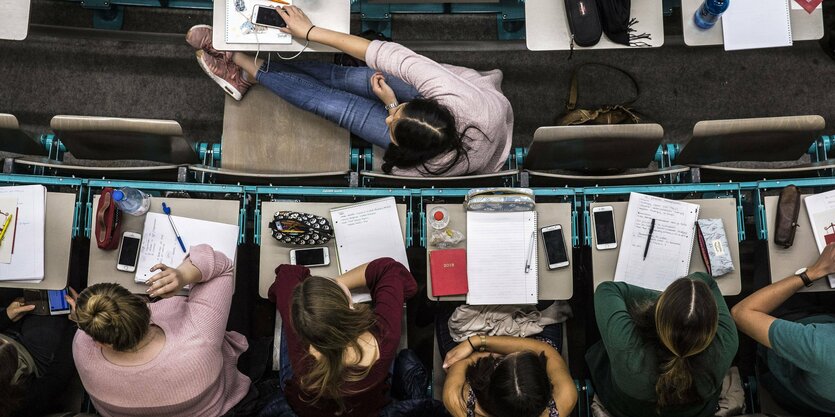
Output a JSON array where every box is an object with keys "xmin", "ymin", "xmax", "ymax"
[
  {"xmin": 694, "ymin": 0, "xmax": 729, "ymax": 29},
  {"xmin": 112, "ymin": 187, "xmax": 151, "ymax": 216}
]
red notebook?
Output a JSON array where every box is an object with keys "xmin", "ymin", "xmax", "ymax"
[{"xmin": 430, "ymin": 249, "xmax": 468, "ymax": 297}]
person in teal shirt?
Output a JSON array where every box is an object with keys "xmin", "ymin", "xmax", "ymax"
[
  {"xmin": 586, "ymin": 273, "xmax": 738, "ymax": 417},
  {"xmin": 732, "ymin": 244, "xmax": 835, "ymax": 417}
]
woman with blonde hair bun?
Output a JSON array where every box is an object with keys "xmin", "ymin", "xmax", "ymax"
[
  {"xmin": 70, "ymin": 244, "xmax": 257, "ymax": 417},
  {"xmin": 586, "ymin": 274, "xmax": 739, "ymax": 417}
]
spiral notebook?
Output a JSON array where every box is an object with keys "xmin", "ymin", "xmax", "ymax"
[
  {"xmin": 466, "ymin": 211, "xmax": 538, "ymax": 305},
  {"xmin": 722, "ymin": 0, "xmax": 792, "ymax": 51},
  {"xmin": 614, "ymin": 193, "xmax": 700, "ymax": 291}
]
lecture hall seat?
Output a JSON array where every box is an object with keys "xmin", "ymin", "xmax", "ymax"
[
  {"xmin": 12, "ymin": 115, "xmax": 198, "ymax": 180},
  {"xmin": 360, "ymin": 145, "xmax": 520, "ymax": 187},
  {"xmin": 675, "ymin": 115, "xmax": 833, "ymax": 182},
  {"xmin": 521, "ymin": 124, "xmax": 689, "ymax": 187},
  {"xmin": 0, "ymin": 113, "xmax": 49, "ymax": 172},
  {"xmin": 195, "ymin": 85, "xmax": 354, "ymax": 186}
]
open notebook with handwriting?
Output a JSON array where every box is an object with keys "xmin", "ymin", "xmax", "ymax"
[
  {"xmin": 614, "ymin": 193, "xmax": 700, "ymax": 291},
  {"xmin": 466, "ymin": 211, "xmax": 538, "ymax": 305}
]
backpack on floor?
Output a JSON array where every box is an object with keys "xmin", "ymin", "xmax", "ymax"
[{"xmin": 554, "ymin": 63, "xmax": 646, "ymax": 126}]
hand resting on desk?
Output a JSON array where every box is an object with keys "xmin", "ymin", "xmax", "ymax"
[{"xmin": 144, "ymin": 260, "xmax": 203, "ymax": 299}]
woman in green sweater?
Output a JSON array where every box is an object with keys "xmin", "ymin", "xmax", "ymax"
[{"xmin": 586, "ymin": 273, "xmax": 738, "ymax": 417}]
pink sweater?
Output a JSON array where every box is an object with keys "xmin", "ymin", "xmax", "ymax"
[
  {"xmin": 365, "ymin": 41, "xmax": 514, "ymax": 176},
  {"xmin": 73, "ymin": 245, "xmax": 250, "ymax": 417}
]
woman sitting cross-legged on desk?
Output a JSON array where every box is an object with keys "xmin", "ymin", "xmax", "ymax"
[
  {"xmin": 186, "ymin": 5, "xmax": 513, "ymax": 177},
  {"xmin": 266, "ymin": 257, "xmax": 418, "ymax": 416},
  {"xmin": 69, "ymin": 244, "xmax": 260, "ymax": 417},
  {"xmin": 586, "ymin": 274, "xmax": 739, "ymax": 417}
]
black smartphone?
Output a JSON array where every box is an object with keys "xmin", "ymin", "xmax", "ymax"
[{"xmin": 253, "ymin": 5, "xmax": 287, "ymax": 29}]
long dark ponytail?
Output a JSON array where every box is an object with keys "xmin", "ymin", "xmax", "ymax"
[
  {"xmin": 465, "ymin": 352, "xmax": 552, "ymax": 417},
  {"xmin": 383, "ymin": 98, "xmax": 470, "ymax": 175}
]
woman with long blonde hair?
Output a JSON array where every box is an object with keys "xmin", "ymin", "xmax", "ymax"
[{"xmin": 586, "ymin": 274, "xmax": 738, "ymax": 417}]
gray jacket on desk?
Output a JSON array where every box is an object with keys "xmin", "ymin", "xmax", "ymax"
[{"xmin": 364, "ymin": 40, "xmax": 514, "ymax": 177}]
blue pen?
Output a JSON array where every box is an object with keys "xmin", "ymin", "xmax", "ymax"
[{"xmin": 162, "ymin": 202, "xmax": 187, "ymax": 253}]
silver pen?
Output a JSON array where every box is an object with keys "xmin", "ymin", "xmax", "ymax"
[{"xmin": 525, "ymin": 230, "xmax": 536, "ymax": 273}]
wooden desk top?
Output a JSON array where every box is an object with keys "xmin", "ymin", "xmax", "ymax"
[
  {"xmin": 258, "ymin": 201, "xmax": 408, "ymax": 299},
  {"xmin": 590, "ymin": 198, "xmax": 742, "ymax": 296},
  {"xmin": 764, "ymin": 194, "xmax": 834, "ymax": 292},
  {"xmin": 425, "ymin": 203, "xmax": 574, "ymax": 302},
  {"xmin": 0, "ymin": 192, "xmax": 75, "ymax": 291},
  {"xmin": 88, "ymin": 195, "xmax": 240, "ymax": 294},
  {"xmin": 525, "ymin": 0, "xmax": 664, "ymax": 50}
]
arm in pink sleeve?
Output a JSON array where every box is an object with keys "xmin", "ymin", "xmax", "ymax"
[
  {"xmin": 364, "ymin": 258, "xmax": 417, "ymax": 355},
  {"xmin": 365, "ymin": 41, "xmax": 482, "ymax": 103},
  {"xmin": 185, "ymin": 244, "xmax": 235, "ymax": 344}
]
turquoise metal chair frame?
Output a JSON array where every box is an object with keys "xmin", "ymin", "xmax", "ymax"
[
  {"xmin": 581, "ymin": 183, "xmax": 746, "ymax": 246},
  {"xmin": 252, "ymin": 186, "xmax": 417, "ymax": 246},
  {"xmin": 84, "ymin": 179, "xmax": 247, "ymax": 244}
]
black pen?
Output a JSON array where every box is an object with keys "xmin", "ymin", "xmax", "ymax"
[{"xmin": 643, "ymin": 218, "xmax": 656, "ymax": 260}]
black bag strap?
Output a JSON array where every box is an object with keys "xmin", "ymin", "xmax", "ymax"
[{"xmin": 565, "ymin": 63, "xmax": 641, "ymax": 111}]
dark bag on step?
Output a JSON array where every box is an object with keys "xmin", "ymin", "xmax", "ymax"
[
  {"xmin": 554, "ymin": 63, "xmax": 645, "ymax": 126},
  {"xmin": 774, "ymin": 185, "xmax": 801, "ymax": 248},
  {"xmin": 563, "ymin": 0, "xmax": 603, "ymax": 48}
]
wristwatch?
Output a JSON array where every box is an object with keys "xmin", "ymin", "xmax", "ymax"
[
  {"xmin": 795, "ymin": 267, "xmax": 815, "ymax": 287},
  {"xmin": 384, "ymin": 101, "xmax": 399, "ymax": 112}
]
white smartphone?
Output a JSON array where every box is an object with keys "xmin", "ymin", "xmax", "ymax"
[
  {"xmin": 290, "ymin": 247, "xmax": 330, "ymax": 267},
  {"xmin": 252, "ymin": 5, "xmax": 287, "ymax": 29},
  {"xmin": 593, "ymin": 206, "xmax": 618, "ymax": 250},
  {"xmin": 541, "ymin": 224, "xmax": 570, "ymax": 270},
  {"xmin": 116, "ymin": 231, "xmax": 142, "ymax": 272}
]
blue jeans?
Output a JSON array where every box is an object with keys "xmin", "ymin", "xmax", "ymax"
[{"xmin": 256, "ymin": 61, "xmax": 421, "ymax": 148}]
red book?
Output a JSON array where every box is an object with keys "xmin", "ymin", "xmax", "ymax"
[{"xmin": 430, "ymin": 249, "xmax": 468, "ymax": 297}]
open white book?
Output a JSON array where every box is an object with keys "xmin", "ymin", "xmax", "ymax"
[
  {"xmin": 0, "ymin": 185, "xmax": 46, "ymax": 282},
  {"xmin": 803, "ymin": 190, "xmax": 835, "ymax": 288},
  {"xmin": 615, "ymin": 193, "xmax": 700, "ymax": 291}
]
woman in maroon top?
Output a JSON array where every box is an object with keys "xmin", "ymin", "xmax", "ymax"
[{"xmin": 268, "ymin": 257, "xmax": 417, "ymax": 416}]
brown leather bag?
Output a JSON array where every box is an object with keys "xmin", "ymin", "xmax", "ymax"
[
  {"xmin": 554, "ymin": 63, "xmax": 645, "ymax": 126},
  {"xmin": 774, "ymin": 185, "xmax": 801, "ymax": 248}
]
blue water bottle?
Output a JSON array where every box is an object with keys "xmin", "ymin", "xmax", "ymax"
[
  {"xmin": 112, "ymin": 187, "xmax": 151, "ymax": 216},
  {"xmin": 694, "ymin": 0, "xmax": 729, "ymax": 29}
]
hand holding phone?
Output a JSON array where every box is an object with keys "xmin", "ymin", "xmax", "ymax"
[{"xmin": 253, "ymin": 5, "xmax": 287, "ymax": 29}]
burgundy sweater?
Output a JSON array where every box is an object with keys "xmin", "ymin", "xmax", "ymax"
[{"xmin": 268, "ymin": 258, "xmax": 417, "ymax": 416}]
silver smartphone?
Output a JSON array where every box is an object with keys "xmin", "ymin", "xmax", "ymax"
[
  {"xmin": 116, "ymin": 231, "xmax": 142, "ymax": 272},
  {"xmin": 593, "ymin": 206, "xmax": 618, "ymax": 250},
  {"xmin": 290, "ymin": 247, "xmax": 330, "ymax": 267},
  {"xmin": 541, "ymin": 224, "xmax": 570, "ymax": 269}
]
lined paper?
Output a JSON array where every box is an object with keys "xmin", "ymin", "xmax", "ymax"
[
  {"xmin": 615, "ymin": 193, "xmax": 700, "ymax": 291},
  {"xmin": 723, "ymin": 0, "xmax": 792, "ymax": 51},
  {"xmin": 466, "ymin": 211, "xmax": 538, "ymax": 305}
]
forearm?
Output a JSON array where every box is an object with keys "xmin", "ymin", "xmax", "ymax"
[
  {"xmin": 471, "ymin": 335, "xmax": 551, "ymax": 356},
  {"xmin": 336, "ymin": 262, "xmax": 369, "ymax": 290},
  {"xmin": 308, "ymin": 27, "xmax": 370, "ymax": 61},
  {"xmin": 733, "ymin": 274, "xmax": 805, "ymax": 316}
]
